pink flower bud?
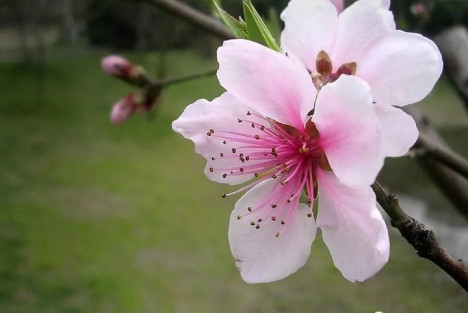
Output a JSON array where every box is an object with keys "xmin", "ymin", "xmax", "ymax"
[
  {"xmin": 110, "ymin": 94, "xmax": 136, "ymax": 124},
  {"xmin": 410, "ymin": 3, "xmax": 428, "ymax": 17},
  {"xmin": 101, "ymin": 55, "xmax": 133, "ymax": 78},
  {"xmin": 330, "ymin": 0, "xmax": 344, "ymax": 13}
]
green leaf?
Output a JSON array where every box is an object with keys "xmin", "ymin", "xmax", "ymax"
[
  {"xmin": 242, "ymin": 0, "xmax": 280, "ymax": 51},
  {"xmin": 265, "ymin": 7, "xmax": 281, "ymax": 44},
  {"xmin": 212, "ymin": 0, "xmax": 248, "ymax": 39}
]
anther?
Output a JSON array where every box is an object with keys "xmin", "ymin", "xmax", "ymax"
[
  {"xmin": 261, "ymin": 125, "xmax": 265, "ymax": 131},
  {"xmin": 220, "ymin": 153, "xmax": 224, "ymax": 157},
  {"xmin": 255, "ymin": 225, "xmax": 260, "ymax": 229},
  {"xmin": 237, "ymin": 215, "xmax": 241, "ymax": 220},
  {"xmin": 271, "ymin": 204, "xmax": 277, "ymax": 208},
  {"xmin": 245, "ymin": 156, "xmax": 250, "ymax": 161},
  {"xmin": 222, "ymin": 173, "xmax": 227, "ymax": 178},
  {"xmin": 232, "ymin": 148, "xmax": 237, "ymax": 153},
  {"xmin": 251, "ymin": 123, "xmax": 255, "ymax": 128},
  {"xmin": 207, "ymin": 132, "xmax": 212, "ymax": 136},
  {"xmin": 221, "ymin": 194, "xmax": 227, "ymax": 198},
  {"xmin": 254, "ymin": 173, "xmax": 259, "ymax": 177},
  {"xmin": 281, "ymin": 220, "xmax": 285, "ymax": 225},
  {"xmin": 210, "ymin": 129, "xmax": 215, "ymax": 134},
  {"xmin": 209, "ymin": 167, "xmax": 214, "ymax": 172},
  {"xmin": 240, "ymin": 168, "xmax": 244, "ymax": 173},
  {"xmin": 238, "ymin": 118, "xmax": 242, "ymax": 123},
  {"xmin": 250, "ymin": 222, "xmax": 255, "ymax": 226},
  {"xmin": 223, "ymin": 140, "xmax": 226, "ymax": 145},
  {"xmin": 255, "ymin": 135, "xmax": 260, "ymax": 140},
  {"xmin": 271, "ymin": 216, "xmax": 276, "ymax": 221},
  {"xmin": 211, "ymin": 157, "xmax": 216, "ymax": 161},
  {"xmin": 257, "ymin": 218, "xmax": 262, "ymax": 222},
  {"xmin": 246, "ymin": 111, "xmax": 251, "ymax": 115},
  {"xmin": 247, "ymin": 207, "xmax": 252, "ymax": 212},
  {"xmin": 275, "ymin": 233, "xmax": 280, "ymax": 237},
  {"xmin": 307, "ymin": 213, "xmax": 313, "ymax": 218}
]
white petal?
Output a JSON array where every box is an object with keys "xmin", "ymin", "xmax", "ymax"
[
  {"xmin": 228, "ymin": 179, "xmax": 316, "ymax": 283},
  {"xmin": 357, "ymin": 30, "xmax": 443, "ymax": 106},
  {"xmin": 172, "ymin": 93, "xmax": 271, "ymax": 185},
  {"xmin": 330, "ymin": 0, "xmax": 395, "ymax": 66},
  {"xmin": 280, "ymin": 0, "xmax": 338, "ymax": 72},
  {"xmin": 313, "ymin": 76, "xmax": 383, "ymax": 187},
  {"xmin": 316, "ymin": 170, "xmax": 390, "ymax": 282},
  {"xmin": 375, "ymin": 104, "xmax": 419, "ymax": 157},
  {"xmin": 217, "ymin": 39, "xmax": 315, "ymax": 130},
  {"xmin": 357, "ymin": 0, "xmax": 390, "ymax": 9}
]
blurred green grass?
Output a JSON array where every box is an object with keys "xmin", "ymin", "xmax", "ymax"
[{"xmin": 0, "ymin": 51, "xmax": 467, "ymax": 313}]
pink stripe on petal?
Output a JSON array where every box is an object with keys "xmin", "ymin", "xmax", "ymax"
[{"xmin": 217, "ymin": 39, "xmax": 315, "ymax": 130}]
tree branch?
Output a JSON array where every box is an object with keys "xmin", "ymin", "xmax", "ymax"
[
  {"xmin": 433, "ymin": 26, "xmax": 468, "ymax": 111},
  {"xmin": 372, "ymin": 182, "xmax": 468, "ymax": 292},
  {"xmin": 407, "ymin": 108, "xmax": 468, "ymax": 220},
  {"xmin": 154, "ymin": 69, "xmax": 217, "ymax": 87},
  {"xmin": 415, "ymin": 132, "xmax": 468, "ymax": 180},
  {"xmin": 133, "ymin": 0, "xmax": 234, "ymax": 40}
]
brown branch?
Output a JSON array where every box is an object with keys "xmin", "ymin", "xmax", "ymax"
[
  {"xmin": 433, "ymin": 26, "xmax": 468, "ymax": 111},
  {"xmin": 133, "ymin": 0, "xmax": 234, "ymax": 40},
  {"xmin": 155, "ymin": 69, "xmax": 217, "ymax": 87},
  {"xmin": 407, "ymin": 108, "xmax": 468, "ymax": 220},
  {"xmin": 372, "ymin": 182, "xmax": 468, "ymax": 292},
  {"xmin": 415, "ymin": 132, "xmax": 468, "ymax": 180}
]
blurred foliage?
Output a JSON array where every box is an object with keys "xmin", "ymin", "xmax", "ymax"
[{"xmin": 391, "ymin": 0, "xmax": 468, "ymax": 34}]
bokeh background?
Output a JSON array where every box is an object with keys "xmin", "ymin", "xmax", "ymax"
[{"xmin": 1, "ymin": 0, "xmax": 467, "ymax": 312}]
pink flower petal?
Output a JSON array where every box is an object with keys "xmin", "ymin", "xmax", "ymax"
[
  {"xmin": 228, "ymin": 179, "xmax": 316, "ymax": 283},
  {"xmin": 375, "ymin": 104, "xmax": 419, "ymax": 157},
  {"xmin": 313, "ymin": 76, "xmax": 383, "ymax": 187},
  {"xmin": 280, "ymin": 0, "xmax": 338, "ymax": 72},
  {"xmin": 217, "ymin": 39, "xmax": 315, "ymax": 130},
  {"xmin": 357, "ymin": 30, "xmax": 443, "ymax": 107},
  {"xmin": 330, "ymin": 0, "xmax": 395, "ymax": 66},
  {"xmin": 316, "ymin": 170, "xmax": 389, "ymax": 282},
  {"xmin": 173, "ymin": 93, "xmax": 280, "ymax": 185}
]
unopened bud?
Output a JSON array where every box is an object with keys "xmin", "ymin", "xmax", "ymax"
[
  {"xmin": 410, "ymin": 3, "xmax": 428, "ymax": 17},
  {"xmin": 101, "ymin": 55, "xmax": 133, "ymax": 78},
  {"xmin": 110, "ymin": 94, "xmax": 136, "ymax": 124}
]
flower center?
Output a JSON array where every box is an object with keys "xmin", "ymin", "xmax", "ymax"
[{"xmin": 313, "ymin": 50, "xmax": 357, "ymax": 89}]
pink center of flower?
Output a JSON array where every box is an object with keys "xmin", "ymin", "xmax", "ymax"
[
  {"xmin": 207, "ymin": 111, "xmax": 331, "ymax": 236},
  {"xmin": 313, "ymin": 50, "xmax": 357, "ymax": 89}
]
